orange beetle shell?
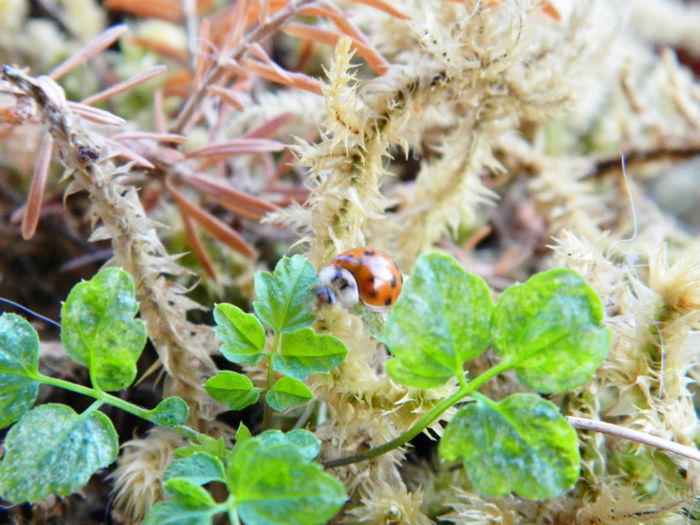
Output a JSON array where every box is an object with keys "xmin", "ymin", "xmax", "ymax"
[{"xmin": 331, "ymin": 248, "xmax": 403, "ymax": 309}]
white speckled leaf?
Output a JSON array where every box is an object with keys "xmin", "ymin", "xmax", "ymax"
[
  {"xmin": 0, "ymin": 403, "xmax": 118, "ymax": 503},
  {"xmin": 440, "ymin": 393, "xmax": 580, "ymax": 500}
]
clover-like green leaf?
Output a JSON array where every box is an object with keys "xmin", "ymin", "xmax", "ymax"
[
  {"xmin": 0, "ymin": 403, "xmax": 118, "ymax": 503},
  {"xmin": 227, "ymin": 433, "xmax": 346, "ymax": 525},
  {"xmin": 214, "ymin": 303, "xmax": 266, "ymax": 365},
  {"xmin": 491, "ymin": 269, "xmax": 610, "ymax": 393},
  {"xmin": 146, "ymin": 396, "xmax": 189, "ymax": 427},
  {"xmin": 265, "ymin": 376, "xmax": 313, "ymax": 411},
  {"xmin": 257, "ymin": 429, "xmax": 321, "ymax": 462},
  {"xmin": 439, "ymin": 393, "xmax": 580, "ymax": 500},
  {"xmin": 382, "ymin": 253, "xmax": 493, "ymax": 388},
  {"xmin": 165, "ymin": 478, "xmax": 217, "ymax": 508},
  {"xmin": 144, "ymin": 501, "xmax": 218, "ymax": 525},
  {"xmin": 253, "ymin": 255, "xmax": 317, "ymax": 333},
  {"xmin": 164, "ymin": 451, "xmax": 225, "ymax": 485},
  {"xmin": 205, "ymin": 371, "xmax": 260, "ymax": 410},
  {"xmin": 60, "ymin": 268, "xmax": 147, "ymax": 391},
  {"xmin": 0, "ymin": 313, "xmax": 40, "ymax": 428},
  {"xmin": 273, "ymin": 328, "xmax": 348, "ymax": 381}
]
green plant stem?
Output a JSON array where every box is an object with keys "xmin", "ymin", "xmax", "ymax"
[
  {"xmin": 262, "ymin": 331, "xmax": 281, "ymax": 430},
  {"xmin": 33, "ymin": 371, "xmax": 202, "ymax": 442},
  {"xmin": 323, "ymin": 359, "xmax": 514, "ymax": 469}
]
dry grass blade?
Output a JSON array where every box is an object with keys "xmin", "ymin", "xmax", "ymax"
[
  {"xmin": 183, "ymin": 172, "xmax": 280, "ymax": 220},
  {"xmin": 238, "ymin": 58, "xmax": 323, "ymax": 94},
  {"xmin": 181, "ymin": 209, "xmax": 218, "ymax": 280},
  {"xmin": 303, "ymin": 4, "xmax": 371, "ymax": 46},
  {"xmin": 283, "ymin": 23, "xmax": 388, "ymax": 75},
  {"xmin": 105, "ymin": 138, "xmax": 156, "ymax": 169},
  {"xmin": 194, "ymin": 19, "xmax": 213, "ymax": 90},
  {"xmin": 112, "ymin": 131, "xmax": 187, "ymax": 143},
  {"xmin": 49, "ymin": 25, "xmax": 128, "ymax": 80},
  {"xmin": 165, "ymin": 176, "xmax": 256, "ymax": 257},
  {"xmin": 185, "ymin": 137, "xmax": 285, "ymax": 159},
  {"xmin": 350, "ymin": 0, "xmax": 410, "ymax": 20},
  {"xmin": 22, "ymin": 133, "xmax": 54, "ymax": 240},
  {"xmin": 247, "ymin": 43, "xmax": 294, "ymax": 82},
  {"xmin": 207, "ymin": 85, "xmax": 246, "ymax": 110},
  {"xmin": 68, "ymin": 102, "xmax": 127, "ymax": 126},
  {"xmin": 81, "ymin": 65, "xmax": 168, "ymax": 106},
  {"xmin": 242, "ymin": 112, "xmax": 295, "ymax": 139},
  {"xmin": 104, "ymin": 0, "xmax": 182, "ymax": 22},
  {"xmin": 130, "ymin": 36, "xmax": 188, "ymax": 62}
]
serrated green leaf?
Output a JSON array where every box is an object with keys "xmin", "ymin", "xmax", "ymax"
[
  {"xmin": 165, "ymin": 452, "xmax": 225, "ymax": 485},
  {"xmin": 205, "ymin": 371, "xmax": 260, "ymax": 410},
  {"xmin": 214, "ymin": 303, "xmax": 266, "ymax": 365},
  {"xmin": 265, "ymin": 376, "xmax": 313, "ymax": 411},
  {"xmin": 147, "ymin": 396, "xmax": 189, "ymax": 427},
  {"xmin": 257, "ymin": 429, "xmax": 321, "ymax": 462},
  {"xmin": 174, "ymin": 436, "xmax": 227, "ymax": 461},
  {"xmin": 382, "ymin": 253, "xmax": 493, "ymax": 388},
  {"xmin": 0, "ymin": 314, "xmax": 40, "ymax": 427},
  {"xmin": 227, "ymin": 435, "xmax": 346, "ymax": 525},
  {"xmin": 60, "ymin": 268, "xmax": 147, "ymax": 391},
  {"xmin": 273, "ymin": 328, "xmax": 347, "ymax": 381},
  {"xmin": 144, "ymin": 501, "xmax": 218, "ymax": 525},
  {"xmin": 165, "ymin": 478, "xmax": 217, "ymax": 508},
  {"xmin": 0, "ymin": 403, "xmax": 118, "ymax": 503},
  {"xmin": 439, "ymin": 393, "xmax": 580, "ymax": 500},
  {"xmin": 253, "ymin": 255, "xmax": 317, "ymax": 333},
  {"xmin": 491, "ymin": 269, "xmax": 610, "ymax": 393}
]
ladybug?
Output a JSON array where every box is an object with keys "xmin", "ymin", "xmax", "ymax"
[{"xmin": 316, "ymin": 248, "xmax": 403, "ymax": 312}]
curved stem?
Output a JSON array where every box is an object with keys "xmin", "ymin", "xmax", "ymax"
[
  {"xmin": 34, "ymin": 371, "xmax": 204, "ymax": 442},
  {"xmin": 323, "ymin": 358, "xmax": 514, "ymax": 469}
]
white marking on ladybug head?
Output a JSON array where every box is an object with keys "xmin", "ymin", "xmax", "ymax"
[{"xmin": 317, "ymin": 265, "xmax": 359, "ymax": 308}]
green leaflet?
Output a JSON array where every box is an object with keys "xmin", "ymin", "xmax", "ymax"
[
  {"xmin": 0, "ymin": 403, "xmax": 118, "ymax": 503},
  {"xmin": 253, "ymin": 255, "xmax": 317, "ymax": 334},
  {"xmin": 205, "ymin": 370, "xmax": 260, "ymax": 410},
  {"xmin": 60, "ymin": 268, "xmax": 147, "ymax": 391},
  {"xmin": 273, "ymin": 327, "xmax": 348, "ymax": 381},
  {"xmin": 382, "ymin": 253, "xmax": 493, "ymax": 388},
  {"xmin": 265, "ymin": 376, "xmax": 313, "ymax": 411},
  {"xmin": 0, "ymin": 313, "xmax": 40, "ymax": 428},
  {"xmin": 491, "ymin": 268, "xmax": 610, "ymax": 392},
  {"xmin": 214, "ymin": 303, "xmax": 266, "ymax": 365},
  {"xmin": 440, "ymin": 393, "xmax": 580, "ymax": 500}
]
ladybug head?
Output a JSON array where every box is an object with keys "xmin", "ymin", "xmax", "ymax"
[{"xmin": 316, "ymin": 265, "xmax": 359, "ymax": 308}]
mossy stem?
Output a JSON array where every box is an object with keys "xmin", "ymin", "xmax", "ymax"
[{"xmin": 323, "ymin": 359, "xmax": 514, "ymax": 469}]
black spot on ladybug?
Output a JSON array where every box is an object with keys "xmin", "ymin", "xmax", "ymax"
[
  {"xmin": 369, "ymin": 289, "xmax": 378, "ymax": 298},
  {"xmin": 366, "ymin": 275, "xmax": 375, "ymax": 284},
  {"xmin": 390, "ymin": 275, "xmax": 397, "ymax": 288},
  {"xmin": 363, "ymin": 249, "xmax": 374, "ymax": 256},
  {"xmin": 384, "ymin": 297, "xmax": 392, "ymax": 305}
]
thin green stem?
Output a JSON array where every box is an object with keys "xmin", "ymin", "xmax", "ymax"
[
  {"xmin": 33, "ymin": 371, "xmax": 204, "ymax": 442},
  {"xmin": 263, "ymin": 330, "xmax": 281, "ymax": 430},
  {"xmin": 322, "ymin": 358, "xmax": 514, "ymax": 469}
]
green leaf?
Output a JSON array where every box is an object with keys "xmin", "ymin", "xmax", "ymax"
[
  {"xmin": 0, "ymin": 313, "xmax": 40, "ymax": 427},
  {"xmin": 164, "ymin": 452, "xmax": 225, "ymax": 485},
  {"xmin": 236, "ymin": 422, "xmax": 251, "ymax": 445},
  {"xmin": 439, "ymin": 393, "xmax": 580, "ymax": 500},
  {"xmin": 205, "ymin": 371, "xmax": 260, "ymax": 410},
  {"xmin": 227, "ymin": 434, "xmax": 346, "ymax": 525},
  {"xmin": 214, "ymin": 303, "xmax": 266, "ymax": 365},
  {"xmin": 144, "ymin": 501, "xmax": 218, "ymax": 525},
  {"xmin": 382, "ymin": 253, "xmax": 493, "ymax": 388},
  {"xmin": 165, "ymin": 478, "xmax": 217, "ymax": 508},
  {"xmin": 257, "ymin": 429, "xmax": 321, "ymax": 462},
  {"xmin": 0, "ymin": 403, "xmax": 118, "ymax": 503},
  {"xmin": 265, "ymin": 376, "xmax": 313, "ymax": 411},
  {"xmin": 491, "ymin": 269, "xmax": 610, "ymax": 393},
  {"xmin": 273, "ymin": 328, "xmax": 348, "ymax": 381},
  {"xmin": 147, "ymin": 396, "xmax": 189, "ymax": 427},
  {"xmin": 60, "ymin": 268, "xmax": 147, "ymax": 391},
  {"xmin": 253, "ymin": 255, "xmax": 317, "ymax": 333}
]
